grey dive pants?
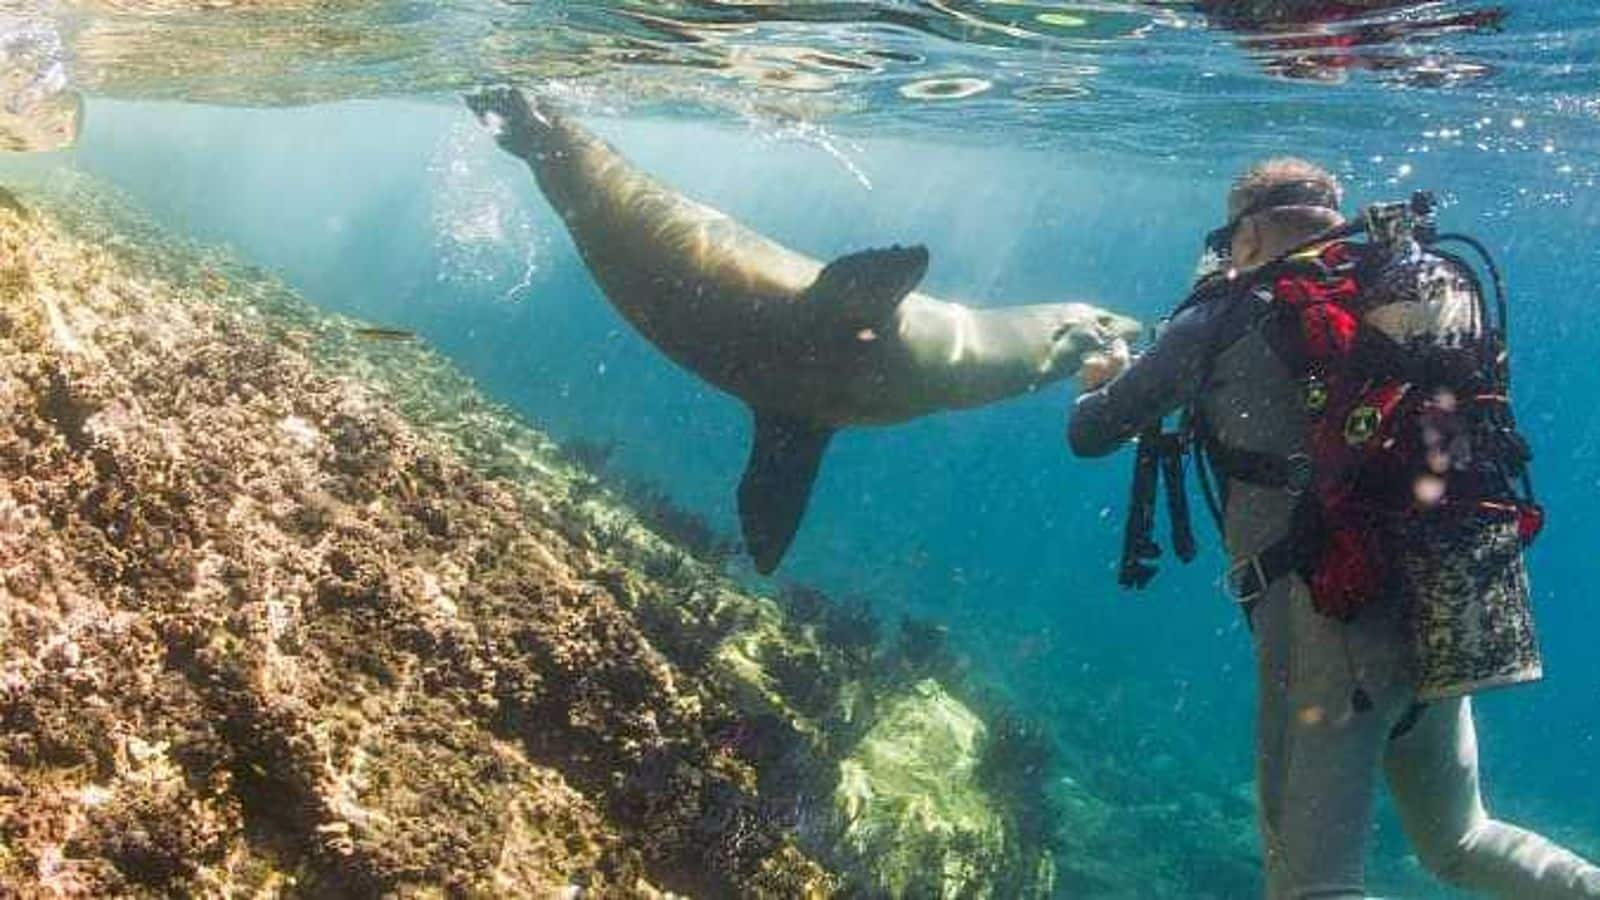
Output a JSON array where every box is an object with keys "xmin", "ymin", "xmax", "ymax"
[{"xmin": 1250, "ymin": 574, "xmax": 1600, "ymax": 899}]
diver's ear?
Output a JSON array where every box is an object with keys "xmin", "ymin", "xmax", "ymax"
[{"xmin": 1230, "ymin": 216, "xmax": 1261, "ymax": 270}]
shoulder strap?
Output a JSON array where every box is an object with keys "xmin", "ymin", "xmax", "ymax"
[{"xmin": 1185, "ymin": 406, "xmax": 1227, "ymax": 535}]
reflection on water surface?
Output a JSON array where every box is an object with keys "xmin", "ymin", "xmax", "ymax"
[{"xmin": 6, "ymin": 1, "xmax": 1598, "ymax": 172}]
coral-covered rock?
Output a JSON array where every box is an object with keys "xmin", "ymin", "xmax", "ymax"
[
  {"xmin": 0, "ymin": 183, "xmax": 834, "ymax": 897},
  {"xmin": 0, "ymin": 174, "xmax": 1079, "ymax": 898},
  {"xmin": 833, "ymin": 678, "xmax": 1056, "ymax": 899}
]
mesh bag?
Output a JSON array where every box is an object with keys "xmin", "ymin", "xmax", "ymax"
[{"xmin": 1398, "ymin": 511, "xmax": 1542, "ymax": 701}]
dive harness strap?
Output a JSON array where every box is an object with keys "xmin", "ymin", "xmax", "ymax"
[
  {"xmin": 1203, "ymin": 443, "xmax": 1313, "ymax": 497},
  {"xmin": 1224, "ymin": 527, "xmax": 1314, "ymax": 607},
  {"xmin": 1210, "ymin": 448, "xmax": 1324, "ymax": 610}
]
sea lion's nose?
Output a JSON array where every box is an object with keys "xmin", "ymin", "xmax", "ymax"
[{"xmin": 1098, "ymin": 312, "xmax": 1141, "ymax": 341}]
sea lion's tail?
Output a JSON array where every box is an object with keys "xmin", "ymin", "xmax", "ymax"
[{"xmin": 464, "ymin": 87, "xmax": 648, "ymax": 229}]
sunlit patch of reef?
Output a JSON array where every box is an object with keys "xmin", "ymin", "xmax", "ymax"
[{"xmin": 0, "ymin": 173, "xmax": 1072, "ymax": 897}]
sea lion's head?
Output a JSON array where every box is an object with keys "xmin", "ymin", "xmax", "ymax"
[{"xmin": 1043, "ymin": 303, "xmax": 1142, "ymax": 377}]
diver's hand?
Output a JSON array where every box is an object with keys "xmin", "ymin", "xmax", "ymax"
[
  {"xmin": 465, "ymin": 86, "xmax": 539, "ymax": 158},
  {"xmin": 1077, "ymin": 338, "xmax": 1130, "ymax": 393}
]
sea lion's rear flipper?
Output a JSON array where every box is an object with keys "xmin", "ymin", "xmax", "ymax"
[
  {"xmin": 738, "ymin": 411, "xmax": 836, "ymax": 574},
  {"xmin": 803, "ymin": 245, "xmax": 930, "ymax": 334}
]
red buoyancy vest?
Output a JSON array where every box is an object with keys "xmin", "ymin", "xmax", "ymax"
[
  {"xmin": 1262, "ymin": 240, "xmax": 1543, "ymax": 619},
  {"xmin": 1268, "ymin": 242, "xmax": 1397, "ymax": 617},
  {"xmin": 1264, "ymin": 240, "xmax": 1522, "ymax": 619},
  {"xmin": 1125, "ymin": 230, "xmax": 1541, "ymax": 609}
]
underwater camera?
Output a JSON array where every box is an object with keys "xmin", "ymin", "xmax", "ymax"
[{"xmin": 1364, "ymin": 190, "xmax": 1438, "ymax": 254}]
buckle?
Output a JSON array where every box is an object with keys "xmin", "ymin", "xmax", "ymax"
[
  {"xmin": 1344, "ymin": 405, "xmax": 1382, "ymax": 445},
  {"xmin": 1225, "ymin": 556, "xmax": 1268, "ymax": 604},
  {"xmin": 1302, "ymin": 377, "xmax": 1329, "ymax": 415}
]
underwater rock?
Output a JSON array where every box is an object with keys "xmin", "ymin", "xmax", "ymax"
[
  {"xmin": 0, "ymin": 180, "xmax": 846, "ymax": 896},
  {"xmin": 833, "ymin": 678, "xmax": 1056, "ymax": 899},
  {"xmin": 0, "ymin": 168, "xmax": 1146, "ymax": 898},
  {"xmin": 0, "ymin": 172, "xmax": 1089, "ymax": 899}
]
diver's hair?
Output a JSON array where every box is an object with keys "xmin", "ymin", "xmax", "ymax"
[{"xmin": 1228, "ymin": 157, "xmax": 1342, "ymax": 221}]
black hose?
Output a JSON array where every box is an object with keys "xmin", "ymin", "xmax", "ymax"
[
  {"xmin": 1430, "ymin": 247, "xmax": 1492, "ymax": 343},
  {"xmin": 1431, "ymin": 234, "xmax": 1537, "ymax": 504},
  {"xmin": 1158, "ymin": 434, "xmax": 1197, "ymax": 563},
  {"xmin": 1434, "ymin": 232, "xmax": 1509, "ymax": 347},
  {"xmin": 1118, "ymin": 425, "xmax": 1163, "ymax": 589}
]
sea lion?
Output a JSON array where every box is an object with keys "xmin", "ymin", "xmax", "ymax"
[{"xmin": 467, "ymin": 87, "xmax": 1140, "ymax": 573}]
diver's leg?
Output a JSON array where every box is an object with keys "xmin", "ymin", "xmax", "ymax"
[
  {"xmin": 1385, "ymin": 697, "xmax": 1600, "ymax": 899},
  {"xmin": 1278, "ymin": 577, "xmax": 1410, "ymax": 899},
  {"xmin": 1255, "ymin": 578, "xmax": 1410, "ymax": 899},
  {"xmin": 1251, "ymin": 578, "xmax": 1293, "ymax": 898}
]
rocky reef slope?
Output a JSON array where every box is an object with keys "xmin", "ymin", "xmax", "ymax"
[{"xmin": 0, "ymin": 177, "xmax": 1062, "ymax": 897}]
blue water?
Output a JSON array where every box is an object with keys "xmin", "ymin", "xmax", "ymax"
[{"xmin": 12, "ymin": 2, "xmax": 1600, "ymax": 888}]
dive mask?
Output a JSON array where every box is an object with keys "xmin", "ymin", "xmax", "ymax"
[
  {"xmin": 1192, "ymin": 178, "xmax": 1342, "ymax": 282},
  {"xmin": 1194, "ymin": 223, "xmax": 1234, "ymax": 281}
]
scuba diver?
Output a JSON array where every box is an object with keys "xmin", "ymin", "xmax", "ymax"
[{"xmin": 1068, "ymin": 158, "xmax": 1600, "ymax": 899}]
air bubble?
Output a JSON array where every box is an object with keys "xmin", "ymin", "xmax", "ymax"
[
  {"xmin": 898, "ymin": 77, "xmax": 992, "ymax": 101},
  {"xmin": 427, "ymin": 122, "xmax": 546, "ymax": 301},
  {"xmin": 1035, "ymin": 12, "xmax": 1087, "ymax": 28},
  {"xmin": 1015, "ymin": 82, "xmax": 1090, "ymax": 101}
]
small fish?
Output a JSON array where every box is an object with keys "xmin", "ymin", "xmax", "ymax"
[{"xmin": 352, "ymin": 326, "xmax": 416, "ymax": 342}]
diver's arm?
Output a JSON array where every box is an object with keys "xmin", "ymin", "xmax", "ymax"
[{"xmin": 1067, "ymin": 303, "xmax": 1214, "ymax": 457}]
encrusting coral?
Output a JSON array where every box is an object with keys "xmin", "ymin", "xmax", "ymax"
[
  {"xmin": 0, "ymin": 177, "xmax": 826, "ymax": 897},
  {"xmin": 0, "ymin": 174, "xmax": 1064, "ymax": 898}
]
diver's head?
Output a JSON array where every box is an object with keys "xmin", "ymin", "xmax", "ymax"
[{"xmin": 1202, "ymin": 157, "xmax": 1344, "ymax": 275}]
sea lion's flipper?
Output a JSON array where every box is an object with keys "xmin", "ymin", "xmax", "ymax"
[
  {"xmin": 738, "ymin": 411, "xmax": 836, "ymax": 574},
  {"xmin": 803, "ymin": 245, "xmax": 930, "ymax": 334},
  {"xmin": 465, "ymin": 87, "xmax": 556, "ymax": 158}
]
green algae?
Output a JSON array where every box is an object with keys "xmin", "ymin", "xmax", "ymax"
[
  {"xmin": 835, "ymin": 679, "xmax": 1027, "ymax": 898},
  {"xmin": 832, "ymin": 677, "xmax": 1064, "ymax": 898}
]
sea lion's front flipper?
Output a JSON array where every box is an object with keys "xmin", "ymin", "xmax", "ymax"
[
  {"xmin": 802, "ymin": 245, "xmax": 930, "ymax": 334},
  {"xmin": 738, "ymin": 411, "xmax": 836, "ymax": 574}
]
